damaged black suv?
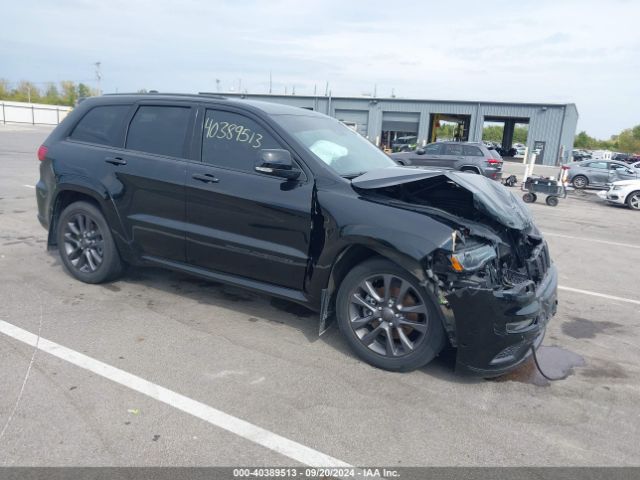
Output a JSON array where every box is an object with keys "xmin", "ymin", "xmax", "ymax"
[{"xmin": 36, "ymin": 93, "xmax": 557, "ymax": 376}]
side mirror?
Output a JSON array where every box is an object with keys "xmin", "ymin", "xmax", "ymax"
[
  {"xmin": 416, "ymin": 148, "xmax": 426, "ymax": 155},
  {"xmin": 255, "ymin": 149, "xmax": 301, "ymax": 180}
]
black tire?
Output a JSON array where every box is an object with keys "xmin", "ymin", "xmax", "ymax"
[
  {"xmin": 461, "ymin": 168, "xmax": 480, "ymax": 174},
  {"xmin": 523, "ymin": 192, "xmax": 536, "ymax": 203},
  {"xmin": 336, "ymin": 258, "xmax": 446, "ymax": 372},
  {"xmin": 572, "ymin": 175, "xmax": 588, "ymax": 189},
  {"xmin": 56, "ymin": 201, "xmax": 124, "ymax": 284},
  {"xmin": 627, "ymin": 191, "xmax": 640, "ymax": 210},
  {"xmin": 546, "ymin": 196, "xmax": 559, "ymax": 207}
]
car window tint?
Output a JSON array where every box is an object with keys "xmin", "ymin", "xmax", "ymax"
[
  {"xmin": 423, "ymin": 144, "xmax": 440, "ymax": 154},
  {"xmin": 588, "ymin": 162, "xmax": 608, "ymax": 169},
  {"xmin": 444, "ymin": 144, "xmax": 464, "ymax": 156},
  {"xmin": 126, "ymin": 106, "xmax": 191, "ymax": 158},
  {"xmin": 463, "ymin": 145, "xmax": 484, "ymax": 156},
  {"xmin": 201, "ymin": 109, "xmax": 280, "ymax": 172},
  {"xmin": 70, "ymin": 105, "xmax": 130, "ymax": 147}
]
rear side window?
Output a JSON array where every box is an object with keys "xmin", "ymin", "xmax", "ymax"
[
  {"xmin": 463, "ymin": 145, "xmax": 484, "ymax": 156},
  {"xmin": 126, "ymin": 106, "xmax": 191, "ymax": 158},
  {"xmin": 444, "ymin": 144, "xmax": 464, "ymax": 156},
  {"xmin": 69, "ymin": 105, "xmax": 130, "ymax": 147},
  {"xmin": 201, "ymin": 109, "xmax": 280, "ymax": 172},
  {"xmin": 586, "ymin": 162, "xmax": 607, "ymax": 169}
]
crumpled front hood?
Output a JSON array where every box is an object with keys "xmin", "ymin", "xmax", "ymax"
[{"xmin": 352, "ymin": 166, "xmax": 532, "ymax": 230}]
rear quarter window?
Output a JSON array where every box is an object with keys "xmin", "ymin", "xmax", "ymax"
[
  {"xmin": 463, "ymin": 145, "xmax": 484, "ymax": 157},
  {"xmin": 69, "ymin": 105, "xmax": 131, "ymax": 147},
  {"xmin": 126, "ymin": 105, "xmax": 192, "ymax": 158}
]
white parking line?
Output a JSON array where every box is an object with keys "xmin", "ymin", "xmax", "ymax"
[
  {"xmin": 544, "ymin": 232, "xmax": 640, "ymax": 250},
  {"xmin": 0, "ymin": 320, "xmax": 352, "ymax": 468},
  {"xmin": 23, "ymin": 185, "xmax": 35, "ymax": 189},
  {"xmin": 559, "ymin": 286, "xmax": 640, "ymax": 306}
]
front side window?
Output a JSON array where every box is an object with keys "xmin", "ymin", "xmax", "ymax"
[
  {"xmin": 273, "ymin": 114, "xmax": 396, "ymax": 177},
  {"xmin": 423, "ymin": 144, "xmax": 441, "ymax": 154},
  {"xmin": 70, "ymin": 105, "xmax": 130, "ymax": 147},
  {"xmin": 126, "ymin": 106, "xmax": 191, "ymax": 158},
  {"xmin": 201, "ymin": 109, "xmax": 280, "ymax": 172}
]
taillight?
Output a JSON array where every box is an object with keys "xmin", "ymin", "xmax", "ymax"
[
  {"xmin": 486, "ymin": 158, "xmax": 502, "ymax": 165},
  {"xmin": 37, "ymin": 145, "xmax": 48, "ymax": 162}
]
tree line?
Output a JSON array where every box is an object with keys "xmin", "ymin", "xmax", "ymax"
[
  {"xmin": 0, "ymin": 79, "xmax": 98, "ymax": 107},
  {"xmin": 574, "ymin": 127, "xmax": 640, "ymax": 154}
]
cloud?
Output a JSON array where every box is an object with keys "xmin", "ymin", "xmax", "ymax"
[{"xmin": 0, "ymin": 0, "xmax": 638, "ymax": 138}]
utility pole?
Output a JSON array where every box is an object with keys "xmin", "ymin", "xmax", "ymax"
[
  {"xmin": 94, "ymin": 61, "xmax": 102, "ymax": 95},
  {"xmin": 269, "ymin": 72, "xmax": 272, "ymax": 94},
  {"xmin": 215, "ymin": 79, "xmax": 221, "ymax": 92}
]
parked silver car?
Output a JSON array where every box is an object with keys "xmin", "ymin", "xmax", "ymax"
[
  {"xmin": 391, "ymin": 141, "xmax": 504, "ymax": 180},
  {"xmin": 565, "ymin": 160, "xmax": 639, "ymax": 189}
]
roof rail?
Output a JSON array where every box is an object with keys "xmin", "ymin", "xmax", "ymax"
[
  {"xmin": 198, "ymin": 92, "xmax": 228, "ymax": 99},
  {"xmin": 103, "ymin": 92, "xmax": 227, "ymax": 99}
]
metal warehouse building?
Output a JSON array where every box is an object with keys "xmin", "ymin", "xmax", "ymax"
[{"xmin": 223, "ymin": 93, "xmax": 578, "ymax": 166}]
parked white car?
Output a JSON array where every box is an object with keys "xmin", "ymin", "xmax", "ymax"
[{"xmin": 597, "ymin": 179, "xmax": 640, "ymax": 210}]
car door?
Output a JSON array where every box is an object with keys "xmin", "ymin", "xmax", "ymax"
[
  {"xmin": 409, "ymin": 143, "xmax": 442, "ymax": 167},
  {"xmin": 116, "ymin": 102, "xmax": 194, "ymax": 261},
  {"xmin": 184, "ymin": 106, "xmax": 313, "ymax": 290},
  {"xmin": 609, "ymin": 162, "xmax": 639, "ymax": 182},
  {"xmin": 441, "ymin": 143, "xmax": 465, "ymax": 169},
  {"xmin": 584, "ymin": 161, "xmax": 609, "ymax": 186}
]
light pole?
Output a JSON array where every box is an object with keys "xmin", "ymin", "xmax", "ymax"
[{"xmin": 94, "ymin": 62, "xmax": 102, "ymax": 95}]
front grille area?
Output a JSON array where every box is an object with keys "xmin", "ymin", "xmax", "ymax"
[{"xmin": 525, "ymin": 242, "xmax": 550, "ymax": 283}]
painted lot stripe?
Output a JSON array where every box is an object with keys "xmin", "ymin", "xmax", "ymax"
[
  {"xmin": 559, "ymin": 286, "xmax": 640, "ymax": 306},
  {"xmin": 0, "ymin": 320, "xmax": 352, "ymax": 468},
  {"xmin": 23, "ymin": 184, "xmax": 35, "ymax": 189},
  {"xmin": 544, "ymin": 231, "xmax": 640, "ymax": 250}
]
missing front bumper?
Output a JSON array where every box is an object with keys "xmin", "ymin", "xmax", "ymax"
[{"xmin": 446, "ymin": 264, "xmax": 558, "ymax": 377}]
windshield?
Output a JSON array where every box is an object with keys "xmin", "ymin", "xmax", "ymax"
[{"xmin": 272, "ymin": 114, "xmax": 396, "ymax": 176}]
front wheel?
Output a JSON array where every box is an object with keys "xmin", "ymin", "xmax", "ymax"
[
  {"xmin": 546, "ymin": 196, "xmax": 559, "ymax": 207},
  {"xmin": 56, "ymin": 201, "xmax": 124, "ymax": 284},
  {"xmin": 336, "ymin": 258, "xmax": 446, "ymax": 371},
  {"xmin": 627, "ymin": 191, "xmax": 640, "ymax": 210}
]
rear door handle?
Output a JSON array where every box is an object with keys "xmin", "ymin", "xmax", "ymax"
[
  {"xmin": 105, "ymin": 156, "xmax": 127, "ymax": 166},
  {"xmin": 192, "ymin": 173, "xmax": 219, "ymax": 184}
]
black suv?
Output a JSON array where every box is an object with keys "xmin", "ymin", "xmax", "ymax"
[{"xmin": 36, "ymin": 93, "xmax": 557, "ymax": 376}]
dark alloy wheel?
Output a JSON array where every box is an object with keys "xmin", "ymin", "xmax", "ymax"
[
  {"xmin": 572, "ymin": 175, "xmax": 588, "ymax": 189},
  {"xmin": 56, "ymin": 201, "xmax": 124, "ymax": 284},
  {"xmin": 336, "ymin": 258, "xmax": 445, "ymax": 371},
  {"xmin": 63, "ymin": 213, "xmax": 104, "ymax": 273},
  {"xmin": 523, "ymin": 192, "xmax": 536, "ymax": 203},
  {"xmin": 627, "ymin": 191, "xmax": 640, "ymax": 210}
]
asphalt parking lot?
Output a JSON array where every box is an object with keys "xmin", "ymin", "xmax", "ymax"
[{"xmin": 1, "ymin": 124, "xmax": 639, "ymax": 468}]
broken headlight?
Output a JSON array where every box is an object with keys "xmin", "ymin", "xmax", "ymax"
[{"xmin": 449, "ymin": 244, "xmax": 497, "ymax": 273}]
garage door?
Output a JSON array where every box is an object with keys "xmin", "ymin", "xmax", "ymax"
[
  {"xmin": 335, "ymin": 109, "xmax": 369, "ymax": 137},
  {"xmin": 382, "ymin": 112, "xmax": 420, "ymax": 133}
]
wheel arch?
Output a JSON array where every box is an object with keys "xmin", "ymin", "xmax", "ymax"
[
  {"xmin": 318, "ymin": 242, "xmax": 439, "ymax": 335},
  {"xmin": 48, "ymin": 178, "xmax": 128, "ymax": 257},
  {"xmin": 459, "ymin": 165, "xmax": 481, "ymax": 174}
]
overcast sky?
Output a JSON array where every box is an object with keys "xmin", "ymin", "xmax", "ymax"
[{"xmin": 1, "ymin": 0, "xmax": 638, "ymax": 138}]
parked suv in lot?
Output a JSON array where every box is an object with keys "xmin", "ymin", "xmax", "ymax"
[
  {"xmin": 391, "ymin": 141, "xmax": 504, "ymax": 180},
  {"xmin": 36, "ymin": 93, "xmax": 557, "ymax": 375}
]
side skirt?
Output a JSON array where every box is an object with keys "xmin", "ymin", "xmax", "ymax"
[{"xmin": 142, "ymin": 255, "xmax": 313, "ymax": 309}]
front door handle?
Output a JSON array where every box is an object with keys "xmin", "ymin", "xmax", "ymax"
[
  {"xmin": 105, "ymin": 156, "xmax": 127, "ymax": 166},
  {"xmin": 192, "ymin": 173, "xmax": 219, "ymax": 184}
]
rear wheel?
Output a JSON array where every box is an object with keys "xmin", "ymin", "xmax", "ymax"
[
  {"xmin": 523, "ymin": 192, "xmax": 536, "ymax": 203},
  {"xmin": 56, "ymin": 201, "xmax": 124, "ymax": 284},
  {"xmin": 627, "ymin": 191, "xmax": 640, "ymax": 210},
  {"xmin": 461, "ymin": 167, "xmax": 480, "ymax": 174},
  {"xmin": 572, "ymin": 175, "xmax": 588, "ymax": 189},
  {"xmin": 336, "ymin": 258, "xmax": 445, "ymax": 371}
]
